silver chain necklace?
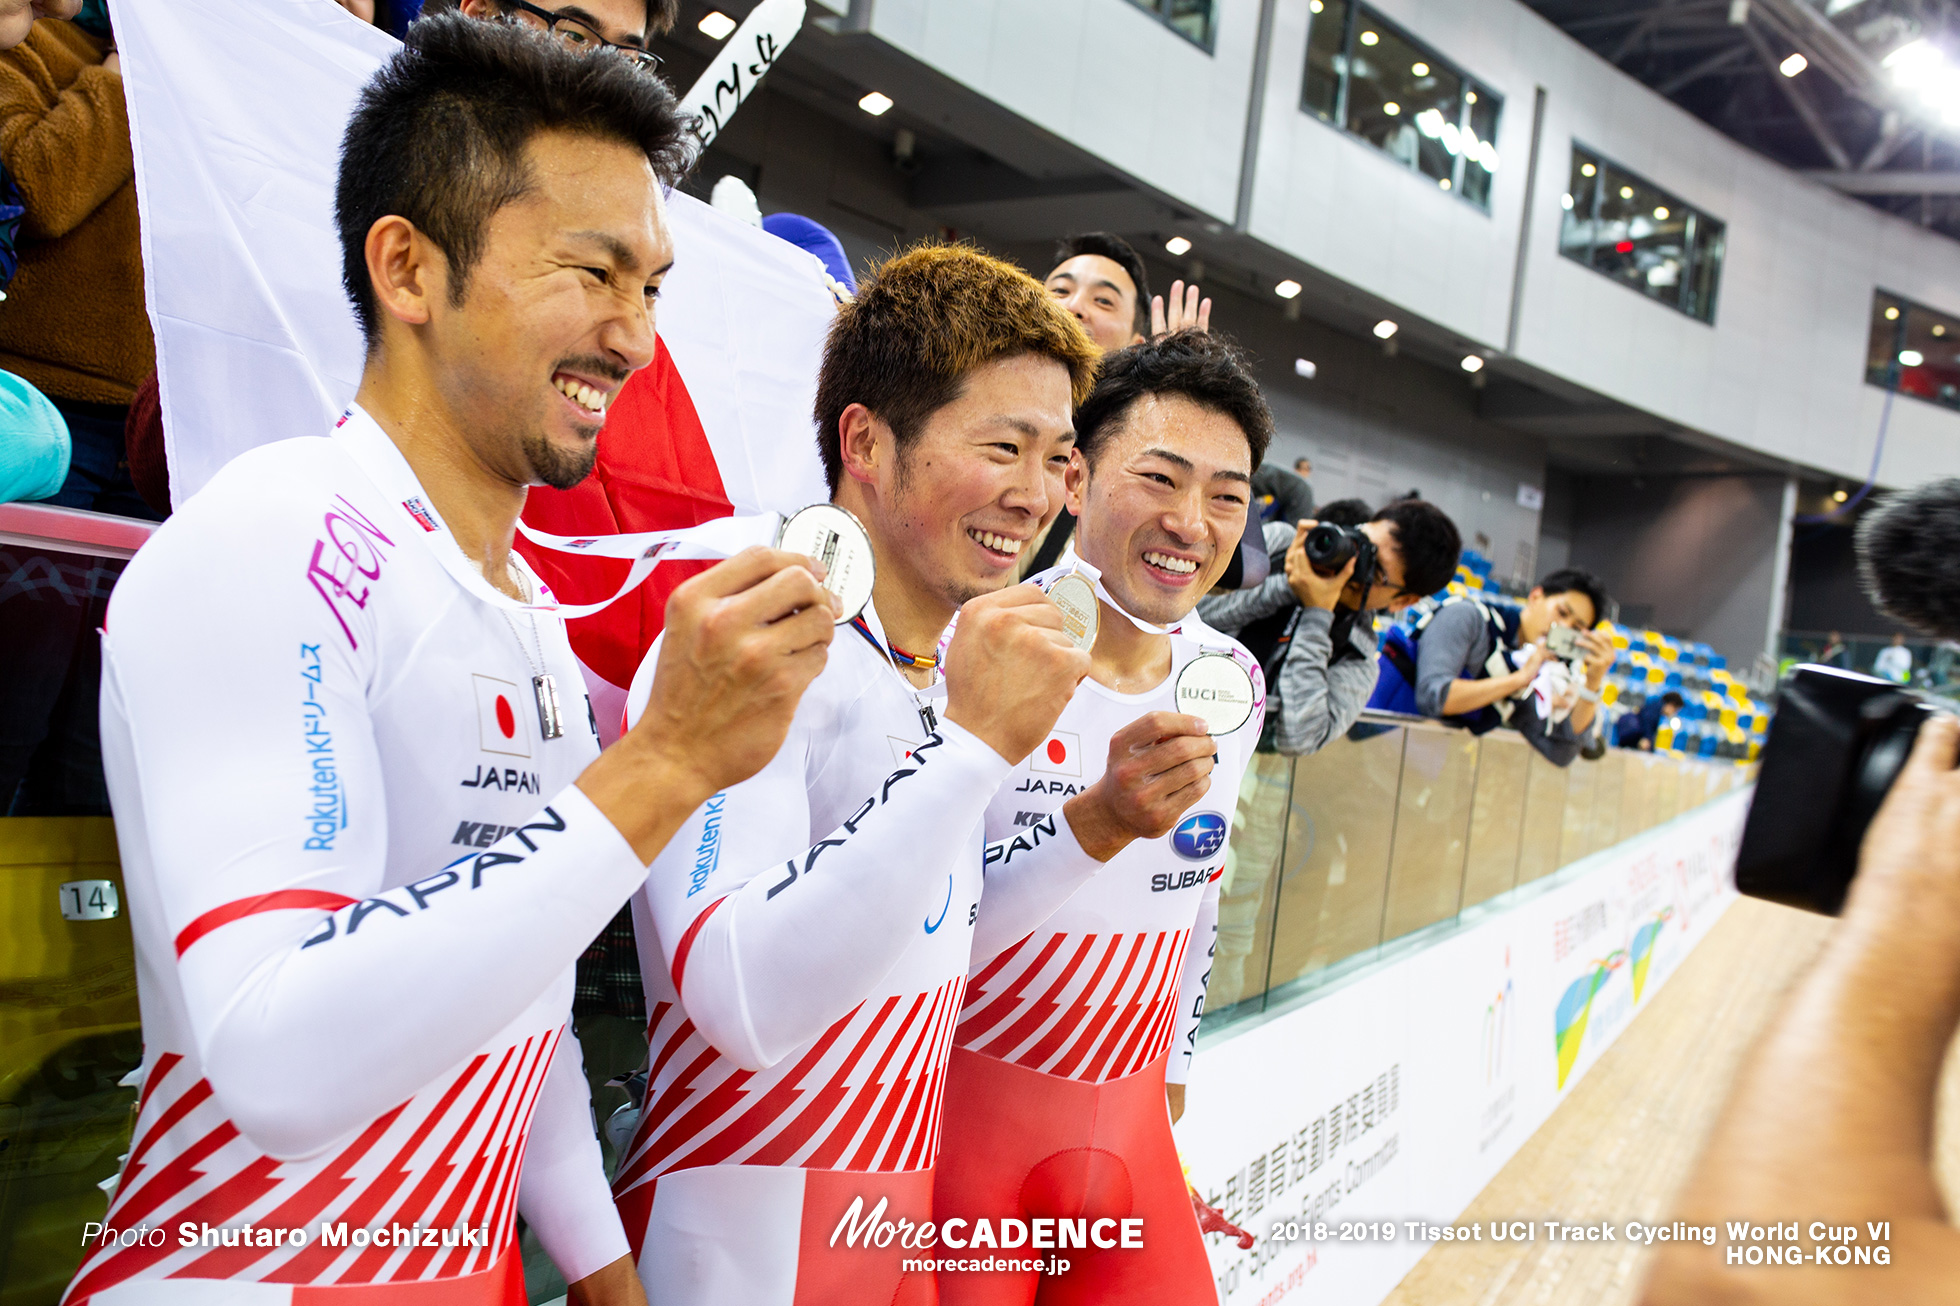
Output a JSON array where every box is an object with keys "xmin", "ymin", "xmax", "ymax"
[{"xmin": 497, "ymin": 568, "xmax": 564, "ymax": 740}]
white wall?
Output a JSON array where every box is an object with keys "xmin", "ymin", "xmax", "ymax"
[
  {"xmin": 868, "ymin": 0, "xmax": 1960, "ymax": 489},
  {"xmin": 1252, "ymin": 0, "xmax": 1960, "ymax": 486},
  {"xmin": 1507, "ymin": 9, "xmax": 1960, "ymax": 487},
  {"xmin": 869, "ymin": 0, "xmax": 1263, "ymax": 223},
  {"xmin": 1247, "ymin": 0, "xmax": 1536, "ymax": 352}
]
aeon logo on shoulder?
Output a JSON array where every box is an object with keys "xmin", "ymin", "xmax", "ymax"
[{"xmin": 1170, "ymin": 812, "xmax": 1227, "ymax": 861}]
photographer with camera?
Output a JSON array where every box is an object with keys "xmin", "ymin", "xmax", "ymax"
[
  {"xmin": 1369, "ymin": 568, "xmax": 1613, "ymax": 766},
  {"xmin": 1199, "ymin": 497, "xmax": 1462, "ymax": 755},
  {"xmin": 1645, "ymin": 479, "xmax": 1960, "ymax": 1305}
]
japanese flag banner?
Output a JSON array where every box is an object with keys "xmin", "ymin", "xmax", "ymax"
[{"xmin": 114, "ymin": 0, "xmax": 834, "ymax": 725}]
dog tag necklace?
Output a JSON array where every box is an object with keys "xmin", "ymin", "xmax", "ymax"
[
  {"xmin": 848, "ymin": 611, "xmax": 941, "ymax": 739},
  {"xmin": 499, "ymin": 577, "xmax": 564, "ymax": 740}
]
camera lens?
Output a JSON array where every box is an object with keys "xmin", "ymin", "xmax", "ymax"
[{"xmin": 1303, "ymin": 523, "xmax": 1356, "ymax": 578}]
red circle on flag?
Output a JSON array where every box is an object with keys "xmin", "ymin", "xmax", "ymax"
[
  {"xmin": 495, "ymin": 695, "xmax": 516, "ymax": 739},
  {"xmin": 1046, "ymin": 738, "xmax": 1067, "ymax": 764}
]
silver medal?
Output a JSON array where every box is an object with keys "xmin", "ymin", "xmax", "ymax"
[
  {"xmin": 1175, "ymin": 652, "xmax": 1257, "ymax": 735},
  {"xmin": 1046, "ymin": 572, "xmax": 1099, "ymax": 652},
  {"xmin": 777, "ymin": 503, "xmax": 876, "ymax": 624}
]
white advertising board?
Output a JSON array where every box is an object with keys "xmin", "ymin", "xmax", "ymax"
[{"xmin": 1177, "ymin": 790, "xmax": 1747, "ymax": 1305}]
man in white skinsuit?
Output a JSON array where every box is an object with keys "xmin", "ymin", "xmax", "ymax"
[
  {"xmin": 611, "ymin": 245, "xmax": 1224, "ymax": 1304},
  {"xmin": 67, "ymin": 19, "xmax": 833, "ymax": 1306}
]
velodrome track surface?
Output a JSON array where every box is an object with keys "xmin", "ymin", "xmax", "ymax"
[{"xmin": 1382, "ymin": 896, "xmax": 1853, "ymax": 1306}]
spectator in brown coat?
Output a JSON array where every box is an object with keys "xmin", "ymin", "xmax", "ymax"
[{"xmin": 0, "ymin": 5, "xmax": 157, "ymax": 520}]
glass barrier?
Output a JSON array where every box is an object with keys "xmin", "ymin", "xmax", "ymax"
[
  {"xmin": 1263, "ymin": 724, "xmax": 1402, "ymax": 997},
  {"xmin": 1202, "ymin": 712, "xmax": 1750, "ymax": 1032},
  {"xmin": 0, "ymin": 506, "xmax": 154, "ymax": 1306}
]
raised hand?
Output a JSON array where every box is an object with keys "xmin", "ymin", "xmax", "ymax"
[{"xmin": 1151, "ymin": 280, "xmax": 1213, "ymax": 338}]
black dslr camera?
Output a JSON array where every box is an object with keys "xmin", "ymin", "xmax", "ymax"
[
  {"xmin": 1735, "ymin": 666, "xmax": 1935, "ymax": 915},
  {"xmin": 1734, "ymin": 477, "xmax": 1960, "ymax": 917},
  {"xmin": 1732, "ymin": 478, "xmax": 1960, "ymax": 913},
  {"xmin": 1302, "ymin": 521, "xmax": 1380, "ymax": 595}
]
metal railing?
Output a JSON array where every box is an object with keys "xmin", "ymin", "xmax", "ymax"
[{"xmin": 1203, "ymin": 712, "xmax": 1749, "ymax": 1032}]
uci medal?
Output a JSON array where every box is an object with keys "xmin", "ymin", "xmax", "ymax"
[
  {"xmin": 1047, "ymin": 572, "xmax": 1099, "ymax": 652},
  {"xmin": 777, "ymin": 503, "xmax": 875, "ymax": 624},
  {"xmin": 1176, "ymin": 652, "xmax": 1256, "ymax": 736}
]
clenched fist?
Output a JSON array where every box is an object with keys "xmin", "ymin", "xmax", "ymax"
[
  {"xmin": 943, "ymin": 585, "xmax": 1092, "ymax": 765},
  {"xmin": 580, "ymin": 546, "xmax": 836, "ymax": 862}
]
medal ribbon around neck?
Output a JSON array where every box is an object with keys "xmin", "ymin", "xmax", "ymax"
[
  {"xmin": 1047, "ymin": 542, "xmax": 1257, "ymax": 735},
  {"xmin": 1054, "ymin": 544, "xmax": 1185, "ymax": 637},
  {"xmin": 849, "ymin": 616, "xmax": 938, "ymax": 670}
]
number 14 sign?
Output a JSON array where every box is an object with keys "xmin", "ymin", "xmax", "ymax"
[{"xmin": 59, "ymin": 879, "xmax": 120, "ymax": 922}]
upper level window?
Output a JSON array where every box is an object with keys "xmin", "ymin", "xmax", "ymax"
[
  {"xmin": 1558, "ymin": 145, "xmax": 1724, "ymax": 324},
  {"xmin": 1868, "ymin": 290, "xmax": 1960, "ymax": 411},
  {"xmin": 1301, "ymin": 1, "xmax": 1502, "ymax": 210},
  {"xmin": 1122, "ymin": 0, "xmax": 1214, "ymax": 51}
]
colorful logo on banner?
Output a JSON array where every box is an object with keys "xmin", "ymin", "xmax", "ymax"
[
  {"xmin": 1553, "ymin": 950, "xmax": 1626, "ymax": 1089},
  {"xmin": 1628, "ymin": 907, "xmax": 1675, "ymax": 1002},
  {"xmin": 1482, "ymin": 956, "xmax": 1512, "ymax": 1087}
]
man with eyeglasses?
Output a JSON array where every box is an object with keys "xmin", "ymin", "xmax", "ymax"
[
  {"xmin": 1202, "ymin": 497, "xmax": 1462, "ymax": 757},
  {"xmin": 429, "ymin": 0, "xmax": 676, "ymax": 67}
]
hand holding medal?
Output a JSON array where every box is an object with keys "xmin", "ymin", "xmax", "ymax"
[
  {"xmin": 1175, "ymin": 652, "xmax": 1258, "ymax": 736},
  {"xmin": 1044, "ymin": 571, "xmax": 1100, "ymax": 652}
]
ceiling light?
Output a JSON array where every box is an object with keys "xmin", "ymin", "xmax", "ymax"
[
  {"xmin": 1937, "ymin": 324, "xmax": 1948, "ymax": 336},
  {"xmin": 1832, "ymin": 489, "xmax": 1850, "ymax": 502},
  {"xmin": 1653, "ymin": 206, "xmax": 1670, "ymax": 219},
  {"xmin": 1412, "ymin": 62, "xmax": 1430, "ymax": 76},
  {"xmin": 1164, "ymin": 235, "xmax": 1192, "ymax": 256},
  {"xmin": 1439, "ymin": 177, "xmax": 1452, "ymax": 190},
  {"xmin": 1294, "ymin": 358, "xmax": 1318, "ymax": 379},
  {"xmin": 1373, "ymin": 319, "xmax": 1399, "ymax": 339},
  {"xmin": 1466, "ymin": 90, "xmax": 1478, "ymax": 105},
  {"xmin": 697, "ymin": 10, "xmax": 737, "ymax": 39},
  {"xmin": 1562, "ymin": 193, "xmax": 1575, "ymax": 210},
  {"xmin": 1581, "ymin": 163, "xmax": 1597, "ymax": 177},
  {"xmin": 1383, "ymin": 102, "xmax": 1401, "ymax": 116},
  {"xmin": 1780, "ymin": 52, "xmax": 1808, "ymax": 77},
  {"xmin": 1360, "ymin": 30, "xmax": 1379, "ymax": 46},
  {"xmin": 1620, "ymin": 185, "xmax": 1635, "ymax": 199},
  {"xmin": 1885, "ymin": 305, "xmax": 1901, "ymax": 320},
  {"xmin": 1461, "ymin": 354, "xmax": 1484, "ymax": 373},
  {"xmin": 858, "ymin": 91, "xmax": 894, "ymax": 116},
  {"xmin": 1310, "ymin": 0, "xmax": 1323, "ymax": 10},
  {"xmin": 1882, "ymin": 39, "xmax": 1960, "ymax": 127},
  {"xmin": 1900, "ymin": 349, "xmax": 1926, "ymax": 366},
  {"xmin": 1275, "ymin": 279, "xmax": 1303, "ymax": 299}
]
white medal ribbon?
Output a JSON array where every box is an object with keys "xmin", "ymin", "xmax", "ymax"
[
  {"xmin": 333, "ymin": 406, "xmax": 867, "ymax": 621},
  {"xmin": 1054, "ymin": 544, "xmax": 1183, "ymax": 637},
  {"xmin": 511, "ymin": 515, "xmax": 783, "ymax": 617},
  {"xmin": 1043, "ymin": 543, "xmax": 1258, "ymax": 735}
]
